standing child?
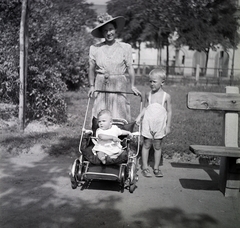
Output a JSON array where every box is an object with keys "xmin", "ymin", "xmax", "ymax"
[
  {"xmin": 93, "ymin": 109, "xmax": 133, "ymax": 164},
  {"xmin": 136, "ymin": 68, "xmax": 172, "ymax": 177}
]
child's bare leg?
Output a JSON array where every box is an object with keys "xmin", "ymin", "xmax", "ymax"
[
  {"xmin": 142, "ymin": 137, "xmax": 152, "ymax": 170},
  {"xmin": 141, "ymin": 137, "xmax": 153, "ymax": 177},
  {"xmin": 97, "ymin": 151, "xmax": 106, "ymax": 164},
  {"xmin": 141, "ymin": 147, "xmax": 150, "ymax": 170},
  {"xmin": 153, "ymin": 139, "xmax": 163, "ymax": 177}
]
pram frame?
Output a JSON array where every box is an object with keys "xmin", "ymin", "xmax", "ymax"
[{"xmin": 70, "ymin": 90, "xmax": 142, "ymax": 193}]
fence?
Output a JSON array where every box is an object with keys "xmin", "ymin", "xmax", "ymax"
[{"xmin": 133, "ymin": 64, "xmax": 240, "ymax": 86}]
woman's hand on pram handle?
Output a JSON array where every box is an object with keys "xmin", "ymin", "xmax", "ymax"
[
  {"xmin": 88, "ymin": 86, "xmax": 95, "ymax": 97},
  {"xmin": 95, "ymin": 66, "xmax": 106, "ymax": 75},
  {"xmin": 135, "ymin": 116, "xmax": 142, "ymax": 126},
  {"xmin": 131, "ymin": 86, "xmax": 141, "ymax": 96}
]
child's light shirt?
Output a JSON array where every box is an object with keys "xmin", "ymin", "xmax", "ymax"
[
  {"xmin": 142, "ymin": 92, "xmax": 167, "ymax": 139},
  {"xmin": 92, "ymin": 125, "xmax": 123, "ymax": 158}
]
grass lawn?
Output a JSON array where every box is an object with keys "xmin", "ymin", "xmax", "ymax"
[{"xmin": 1, "ymin": 84, "xmax": 239, "ymax": 163}]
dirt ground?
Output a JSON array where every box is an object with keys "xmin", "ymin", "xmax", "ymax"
[{"xmin": 0, "ymin": 142, "xmax": 239, "ymax": 228}]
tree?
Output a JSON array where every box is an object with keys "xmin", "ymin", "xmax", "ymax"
[
  {"xmin": 108, "ymin": 0, "xmax": 181, "ymax": 76},
  {"xmin": 137, "ymin": 0, "xmax": 181, "ymax": 75},
  {"xmin": 25, "ymin": 0, "xmax": 96, "ymax": 122},
  {"xmin": 139, "ymin": 0, "xmax": 239, "ymax": 75},
  {"xmin": 29, "ymin": 0, "xmax": 96, "ymax": 89},
  {"xmin": 0, "ymin": 0, "xmax": 22, "ymax": 104},
  {"xmin": 107, "ymin": 0, "xmax": 239, "ymax": 77},
  {"xmin": 1, "ymin": 0, "xmax": 96, "ymax": 124},
  {"xmin": 176, "ymin": 0, "xmax": 239, "ymax": 75}
]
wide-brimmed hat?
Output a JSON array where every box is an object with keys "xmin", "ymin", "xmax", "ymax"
[{"xmin": 91, "ymin": 13, "xmax": 125, "ymax": 38}]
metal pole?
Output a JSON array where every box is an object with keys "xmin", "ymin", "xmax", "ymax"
[{"xmin": 230, "ymin": 48, "xmax": 235, "ymax": 85}]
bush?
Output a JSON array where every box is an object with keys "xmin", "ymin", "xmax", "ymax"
[
  {"xmin": 0, "ymin": 1, "xmax": 21, "ymax": 105},
  {"xmin": 0, "ymin": 0, "xmax": 96, "ymax": 124},
  {"xmin": 0, "ymin": 62, "xmax": 19, "ymax": 104},
  {"xmin": 27, "ymin": 66, "xmax": 67, "ymax": 123},
  {"xmin": 57, "ymin": 29, "xmax": 94, "ymax": 90}
]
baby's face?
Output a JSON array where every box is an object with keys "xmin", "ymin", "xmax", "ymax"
[
  {"xmin": 149, "ymin": 74, "xmax": 165, "ymax": 92},
  {"xmin": 98, "ymin": 113, "xmax": 112, "ymax": 130}
]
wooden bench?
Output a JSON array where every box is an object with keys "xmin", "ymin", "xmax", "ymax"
[{"xmin": 187, "ymin": 86, "xmax": 240, "ymax": 197}]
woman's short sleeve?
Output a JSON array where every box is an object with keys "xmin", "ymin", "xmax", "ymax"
[{"xmin": 89, "ymin": 45, "xmax": 96, "ymax": 63}]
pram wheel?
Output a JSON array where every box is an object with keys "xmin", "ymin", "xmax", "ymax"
[
  {"xmin": 127, "ymin": 157, "xmax": 138, "ymax": 193},
  {"xmin": 76, "ymin": 163, "xmax": 84, "ymax": 181},
  {"xmin": 70, "ymin": 158, "xmax": 84, "ymax": 189},
  {"xmin": 119, "ymin": 164, "xmax": 127, "ymax": 192},
  {"xmin": 129, "ymin": 183, "xmax": 136, "ymax": 193},
  {"xmin": 120, "ymin": 165, "xmax": 127, "ymax": 185},
  {"xmin": 71, "ymin": 176, "xmax": 78, "ymax": 189}
]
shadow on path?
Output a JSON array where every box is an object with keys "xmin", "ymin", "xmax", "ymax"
[
  {"xmin": 171, "ymin": 162, "xmax": 220, "ymax": 191},
  {"xmin": 0, "ymin": 134, "xmax": 228, "ymax": 228},
  {"xmin": 134, "ymin": 207, "xmax": 218, "ymax": 228}
]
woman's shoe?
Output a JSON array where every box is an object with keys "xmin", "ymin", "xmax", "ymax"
[
  {"xmin": 153, "ymin": 169, "xmax": 163, "ymax": 177},
  {"xmin": 142, "ymin": 168, "xmax": 152, "ymax": 177}
]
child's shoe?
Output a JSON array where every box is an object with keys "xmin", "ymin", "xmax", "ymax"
[
  {"xmin": 142, "ymin": 168, "xmax": 152, "ymax": 177},
  {"xmin": 153, "ymin": 169, "xmax": 163, "ymax": 177}
]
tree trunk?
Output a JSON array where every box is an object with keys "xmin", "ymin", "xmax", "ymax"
[
  {"xmin": 137, "ymin": 40, "xmax": 141, "ymax": 76},
  {"xmin": 160, "ymin": 47, "xmax": 162, "ymax": 66},
  {"xmin": 157, "ymin": 47, "xmax": 161, "ymax": 66},
  {"xmin": 166, "ymin": 42, "xmax": 169, "ymax": 78},
  {"xmin": 19, "ymin": 0, "xmax": 29, "ymax": 131},
  {"xmin": 175, "ymin": 47, "xmax": 180, "ymax": 74},
  {"xmin": 204, "ymin": 48, "xmax": 209, "ymax": 76}
]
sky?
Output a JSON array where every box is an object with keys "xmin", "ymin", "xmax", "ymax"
[{"xmin": 86, "ymin": 0, "xmax": 108, "ymax": 5}]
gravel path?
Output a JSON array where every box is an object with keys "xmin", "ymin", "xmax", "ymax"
[{"xmin": 0, "ymin": 144, "xmax": 239, "ymax": 228}]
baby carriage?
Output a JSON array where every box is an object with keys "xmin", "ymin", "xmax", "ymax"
[{"xmin": 69, "ymin": 90, "xmax": 142, "ymax": 193}]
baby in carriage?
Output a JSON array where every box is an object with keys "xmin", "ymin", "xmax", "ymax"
[{"xmin": 92, "ymin": 109, "xmax": 133, "ymax": 164}]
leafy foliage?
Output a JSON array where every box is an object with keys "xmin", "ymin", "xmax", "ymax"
[
  {"xmin": 0, "ymin": 1, "xmax": 21, "ymax": 103},
  {"xmin": 29, "ymin": 0, "xmax": 96, "ymax": 90},
  {"xmin": 107, "ymin": 0, "xmax": 239, "ymax": 68},
  {"xmin": 27, "ymin": 66, "xmax": 68, "ymax": 123},
  {"xmin": 45, "ymin": 0, "xmax": 96, "ymax": 89},
  {"xmin": 107, "ymin": 0, "xmax": 144, "ymax": 48},
  {"xmin": 176, "ymin": 0, "xmax": 239, "ymax": 52},
  {"xmin": 1, "ymin": 0, "xmax": 96, "ymax": 123}
]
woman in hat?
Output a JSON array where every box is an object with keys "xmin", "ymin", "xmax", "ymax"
[{"xmin": 88, "ymin": 13, "xmax": 141, "ymax": 122}]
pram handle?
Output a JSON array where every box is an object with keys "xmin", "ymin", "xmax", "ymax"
[{"xmin": 94, "ymin": 90, "xmax": 143, "ymax": 102}]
